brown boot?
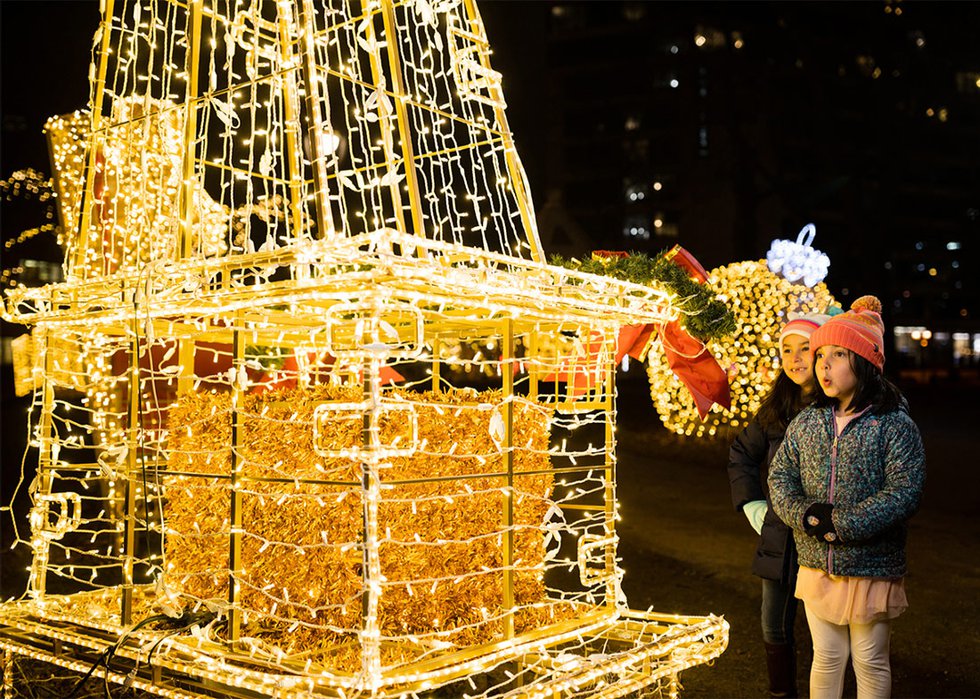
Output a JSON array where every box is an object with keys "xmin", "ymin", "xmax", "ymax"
[{"xmin": 764, "ymin": 642, "xmax": 797, "ymax": 698}]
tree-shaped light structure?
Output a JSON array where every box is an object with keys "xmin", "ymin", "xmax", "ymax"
[{"xmin": 0, "ymin": 1, "xmax": 727, "ymax": 696}]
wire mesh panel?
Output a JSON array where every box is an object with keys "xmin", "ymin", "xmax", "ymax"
[
  {"xmin": 1, "ymin": 0, "xmax": 728, "ymax": 695},
  {"xmin": 58, "ymin": 0, "xmax": 542, "ymax": 282}
]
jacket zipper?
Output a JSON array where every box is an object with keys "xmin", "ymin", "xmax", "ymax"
[
  {"xmin": 826, "ymin": 406, "xmax": 871, "ymax": 574},
  {"xmin": 828, "ymin": 410, "xmax": 839, "ymax": 574}
]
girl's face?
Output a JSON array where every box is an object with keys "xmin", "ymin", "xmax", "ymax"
[
  {"xmin": 781, "ymin": 334, "xmax": 814, "ymax": 389},
  {"xmin": 814, "ymin": 344, "xmax": 859, "ymax": 412}
]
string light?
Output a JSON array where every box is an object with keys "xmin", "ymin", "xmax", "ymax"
[
  {"xmin": 647, "ymin": 258, "xmax": 836, "ymax": 438},
  {"xmin": 1, "ymin": 0, "xmax": 729, "ymax": 695}
]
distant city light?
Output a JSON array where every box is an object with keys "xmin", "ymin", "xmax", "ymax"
[
  {"xmin": 946, "ymin": 241, "xmax": 961, "ymax": 250},
  {"xmin": 928, "ymin": 268, "xmax": 937, "ymax": 276},
  {"xmin": 653, "ymin": 181, "xmax": 663, "ymax": 191},
  {"xmin": 670, "ymin": 79, "xmax": 680, "ymax": 88},
  {"xmin": 695, "ymin": 35, "xmax": 707, "ymax": 47}
]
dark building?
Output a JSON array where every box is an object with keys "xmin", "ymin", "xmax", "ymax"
[{"xmin": 479, "ymin": 0, "xmax": 980, "ymax": 373}]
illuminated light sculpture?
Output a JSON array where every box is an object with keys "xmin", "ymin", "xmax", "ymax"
[
  {"xmin": 0, "ymin": 1, "xmax": 728, "ymax": 696},
  {"xmin": 646, "ymin": 228, "xmax": 836, "ymax": 438},
  {"xmin": 766, "ymin": 223, "xmax": 830, "ymax": 288}
]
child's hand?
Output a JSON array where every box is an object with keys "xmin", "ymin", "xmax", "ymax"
[{"xmin": 804, "ymin": 503, "xmax": 839, "ymax": 542}]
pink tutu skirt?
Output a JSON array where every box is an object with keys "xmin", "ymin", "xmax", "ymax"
[{"xmin": 796, "ymin": 566, "xmax": 908, "ymax": 625}]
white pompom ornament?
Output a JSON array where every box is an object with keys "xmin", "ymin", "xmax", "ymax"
[{"xmin": 766, "ymin": 223, "xmax": 830, "ymax": 288}]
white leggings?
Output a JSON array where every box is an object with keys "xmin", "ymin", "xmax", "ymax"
[{"xmin": 805, "ymin": 605, "xmax": 892, "ymax": 699}]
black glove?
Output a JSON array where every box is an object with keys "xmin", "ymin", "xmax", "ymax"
[{"xmin": 803, "ymin": 503, "xmax": 839, "ymax": 543}]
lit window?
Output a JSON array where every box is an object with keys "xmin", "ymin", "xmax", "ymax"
[
  {"xmin": 623, "ymin": 215, "xmax": 650, "ymax": 241},
  {"xmin": 654, "ymin": 217, "xmax": 678, "ymax": 237},
  {"xmin": 952, "ymin": 333, "xmax": 973, "ymax": 363},
  {"xmin": 624, "ymin": 184, "xmax": 646, "ymax": 202},
  {"xmin": 894, "ymin": 326, "xmax": 929, "ymax": 354}
]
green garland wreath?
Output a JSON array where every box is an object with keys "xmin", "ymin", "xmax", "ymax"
[{"xmin": 549, "ymin": 251, "xmax": 735, "ymax": 342}]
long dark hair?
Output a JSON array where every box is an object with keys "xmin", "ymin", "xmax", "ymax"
[
  {"xmin": 756, "ymin": 372, "xmax": 812, "ymax": 431},
  {"xmin": 812, "ymin": 351, "xmax": 904, "ymax": 414}
]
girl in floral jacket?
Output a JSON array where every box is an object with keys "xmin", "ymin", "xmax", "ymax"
[{"xmin": 769, "ymin": 296, "xmax": 925, "ymax": 699}]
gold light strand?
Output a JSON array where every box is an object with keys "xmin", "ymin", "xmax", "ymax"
[{"xmin": 0, "ymin": 0, "xmax": 729, "ymax": 694}]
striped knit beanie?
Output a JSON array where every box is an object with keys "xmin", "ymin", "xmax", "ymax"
[
  {"xmin": 779, "ymin": 312, "xmax": 832, "ymax": 348},
  {"xmin": 809, "ymin": 295, "xmax": 886, "ymax": 371}
]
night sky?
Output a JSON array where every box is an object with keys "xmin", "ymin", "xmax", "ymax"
[{"xmin": 1, "ymin": 2, "xmax": 99, "ymax": 174}]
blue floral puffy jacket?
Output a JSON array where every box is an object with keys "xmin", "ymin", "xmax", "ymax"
[{"xmin": 768, "ymin": 404, "xmax": 925, "ymax": 578}]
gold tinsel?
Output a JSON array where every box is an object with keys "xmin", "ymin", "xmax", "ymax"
[{"xmin": 164, "ymin": 384, "xmax": 558, "ymax": 662}]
